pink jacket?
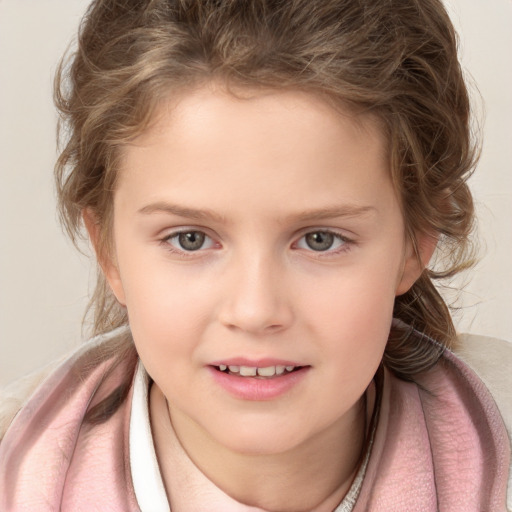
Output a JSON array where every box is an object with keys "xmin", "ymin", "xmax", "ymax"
[{"xmin": 0, "ymin": 330, "xmax": 509, "ymax": 511}]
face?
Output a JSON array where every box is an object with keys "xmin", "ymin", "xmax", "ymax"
[{"xmin": 101, "ymin": 86, "xmax": 423, "ymax": 456}]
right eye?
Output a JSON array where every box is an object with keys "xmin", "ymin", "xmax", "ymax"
[{"xmin": 163, "ymin": 230, "xmax": 216, "ymax": 252}]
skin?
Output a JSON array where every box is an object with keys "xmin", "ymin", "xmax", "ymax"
[{"xmin": 86, "ymin": 85, "xmax": 433, "ymax": 511}]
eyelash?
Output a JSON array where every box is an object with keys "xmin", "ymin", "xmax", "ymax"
[
  {"xmin": 159, "ymin": 229, "xmax": 354, "ymax": 258},
  {"xmin": 293, "ymin": 230, "xmax": 353, "ymax": 257},
  {"xmin": 160, "ymin": 230, "xmax": 217, "ymax": 257}
]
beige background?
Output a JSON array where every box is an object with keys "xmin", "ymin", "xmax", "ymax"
[{"xmin": 1, "ymin": 0, "xmax": 511, "ymax": 386}]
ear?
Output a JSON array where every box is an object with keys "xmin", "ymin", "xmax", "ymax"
[
  {"xmin": 395, "ymin": 232, "xmax": 438, "ymax": 296},
  {"xmin": 82, "ymin": 208, "xmax": 126, "ymax": 306}
]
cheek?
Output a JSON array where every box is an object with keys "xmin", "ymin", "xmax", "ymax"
[
  {"xmin": 117, "ymin": 239, "xmax": 210, "ymax": 314},
  {"xmin": 311, "ymin": 286, "xmax": 393, "ymax": 366},
  {"xmin": 126, "ymin": 280, "xmax": 210, "ymax": 339},
  {"xmin": 115, "ymin": 254, "xmax": 215, "ymax": 363},
  {"xmin": 298, "ymin": 263, "xmax": 398, "ymax": 374},
  {"xmin": 299, "ymin": 260, "xmax": 399, "ymax": 326}
]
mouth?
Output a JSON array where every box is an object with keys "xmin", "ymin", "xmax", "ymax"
[
  {"xmin": 211, "ymin": 364, "xmax": 306, "ymax": 378},
  {"xmin": 208, "ymin": 361, "xmax": 310, "ymax": 400}
]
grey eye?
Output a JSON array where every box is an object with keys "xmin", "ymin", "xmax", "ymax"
[
  {"xmin": 304, "ymin": 231, "xmax": 335, "ymax": 251},
  {"xmin": 164, "ymin": 230, "xmax": 216, "ymax": 253},
  {"xmin": 177, "ymin": 231, "xmax": 206, "ymax": 251}
]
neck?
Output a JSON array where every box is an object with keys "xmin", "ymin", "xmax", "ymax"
[{"xmin": 150, "ymin": 385, "xmax": 369, "ymax": 511}]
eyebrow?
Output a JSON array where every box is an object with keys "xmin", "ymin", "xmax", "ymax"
[
  {"xmin": 288, "ymin": 205, "xmax": 377, "ymax": 223},
  {"xmin": 138, "ymin": 202, "xmax": 226, "ymax": 223},
  {"xmin": 138, "ymin": 201, "xmax": 376, "ymax": 223}
]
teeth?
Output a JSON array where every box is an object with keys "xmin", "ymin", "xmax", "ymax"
[
  {"xmin": 257, "ymin": 366, "xmax": 276, "ymax": 377},
  {"xmin": 239, "ymin": 366, "xmax": 257, "ymax": 376},
  {"xmin": 219, "ymin": 364, "xmax": 298, "ymax": 377},
  {"xmin": 275, "ymin": 365, "xmax": 285, "ymax": 375}
]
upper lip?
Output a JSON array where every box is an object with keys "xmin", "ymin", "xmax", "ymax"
[{"xmin": 209, "ymin": 357, "xmax": 305, "ymax": 368}]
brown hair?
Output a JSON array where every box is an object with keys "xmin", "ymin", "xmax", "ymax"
[{"xmin": 55, "ymin": 0, "xmax": 477, "ymax": 380}]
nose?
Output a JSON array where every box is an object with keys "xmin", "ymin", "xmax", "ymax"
[{"xmin": 218, "ymin": 252, "xmax": 294, "ymax": 335}]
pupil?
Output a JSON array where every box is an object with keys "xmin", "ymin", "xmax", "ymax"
[
  {"xmin": 306, "ymin": 232, "xmax": 334, "ymax": 251},
  {"xmin": 179, "ymin": 231, "xmax": 205, "ymax": 251}
]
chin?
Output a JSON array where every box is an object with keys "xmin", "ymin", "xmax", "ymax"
[
  {"xmin": 226, "ymin": 437, "xmax": 300, "ymax": 457},
  {"xmin": 210, "ymin": 419, "xmax": 311, "ymax": 456}
]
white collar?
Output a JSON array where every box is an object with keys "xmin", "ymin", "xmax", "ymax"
[{"xmin": 130, "ymin": 361, "xmax": 170, "ymax": 512}]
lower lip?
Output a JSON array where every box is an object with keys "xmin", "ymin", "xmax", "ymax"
[{"xmin": 207, "ymin": 366, "xmax": 310, "ymax": 401}]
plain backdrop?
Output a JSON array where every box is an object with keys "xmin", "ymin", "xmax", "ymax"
[{"xmin": 1, "ymin": 0, "xmax": 511, "ymax": 386}]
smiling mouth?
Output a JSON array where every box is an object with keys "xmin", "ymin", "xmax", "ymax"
[{"xmin": 213, "ymin": 364, "xmax": 305, "ymax": 378}]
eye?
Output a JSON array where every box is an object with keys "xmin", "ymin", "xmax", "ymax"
[
  {"xmin": 164, "ymin": 230, "xmax": 216, "ymax": 252},
  {"xmin": 296, "ymin": 230, "xmax": 349, "ymax": 252}
]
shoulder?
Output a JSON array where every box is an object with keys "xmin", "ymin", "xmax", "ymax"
[
  {"xmin": 0, "ymin": 328, "xmax": 139, "ymax": 508},
  {"xmin": 453, "ymin": 333, "xmax": 512, "ymax": 433},
  {"xmin": 0, "ymin": 360, "xmax": 61, "ymax": 442},
  {"xmin": 453, "ymin": 333, "xmax": 512, "ymax": 512},
  {"xmin": 0, "ymin": 327, "xmax": 133, "ymax": 442}
]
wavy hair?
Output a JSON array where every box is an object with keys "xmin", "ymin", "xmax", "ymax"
[{"xmin": 55, "ymin": 0, "xmax": 477, "ymax": 380}]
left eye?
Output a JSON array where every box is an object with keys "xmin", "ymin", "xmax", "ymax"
[
  {"xmin": 164, "ymin": 231, "xmax": 215, "ymax": 251},
  {"xmin": 296, "ymin": 231, "xmax": 347, "ymax": 252}
]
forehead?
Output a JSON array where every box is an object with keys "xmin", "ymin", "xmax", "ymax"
[
  {"xmin": 115, "ymin": 85, "xmax": 395, "ymax": 223},
  {"xmin": 135, "ymin": 85, "xmax": 383, "ymax": 150}
]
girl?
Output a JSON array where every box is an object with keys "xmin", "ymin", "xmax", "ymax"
[{"xmin": 1, "ymin": 0, "xmax": 511, "ymax": 510}]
